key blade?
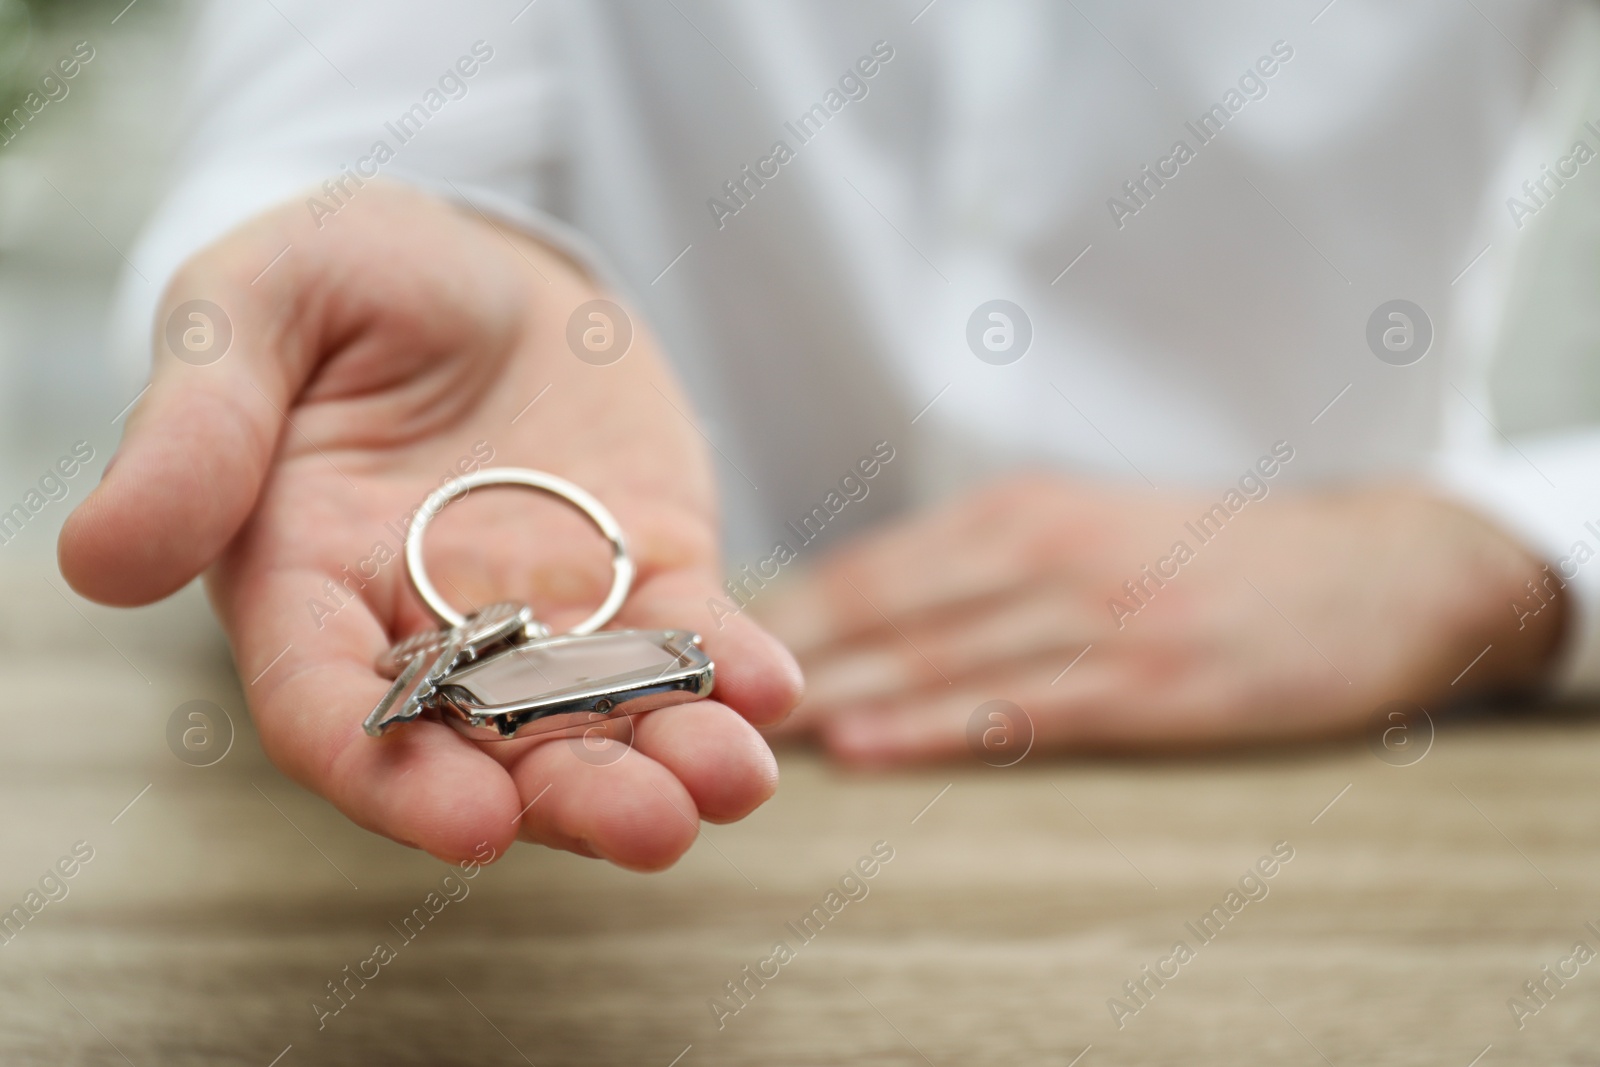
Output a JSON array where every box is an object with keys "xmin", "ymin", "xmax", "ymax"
[
  {"xmin": 373, "ymin": 602, "xmax": 537, "ymax": 680},
  {"xmin": 363, "ymin": 631, "xmax": 464, "ymax": 736},
  {"xmin": 364, "ymin": 652, "xmax": 428, "ymax": 736}
]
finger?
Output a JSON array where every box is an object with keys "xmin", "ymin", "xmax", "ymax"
[
  {"xmin": 821, "ymin": 685, "xmax": 1022, "ymax": 766},
  {"xmin": 756, "ymin": 478, "xmax": 1178, "ymax": 658},
  {"xmin": 58, "ymin": 185, "xmax": 523, "ymax": 606},
  {"xmin": 816, "ymin": 657, "xmax": 1124, "ymax": 766},
  {"xmin": 815, "ymin": 638, "xmax": 1320, "ymax": 765},
  {"xmin": 505, "ymin": 737, "xmax": 702, "ymax": 872},
  {"xmin": 756, "ymin": 541, "xmax": 1030, "ymax": 659},
  {"xmin": 628, "ymin": 701, "xmax": 778, "ymax": 823},
  {"xmin": 791, "ymin": 585, "xmax": 1099, "ymax": 719},
  {"xmin": 59, "ymin": 211, "xmax": 323, "ymax": 605},
  {"xmin": 233, "ymin": 566, "xmax": 523, "ymax": 862},
  {"xmin": 753, "ymin": 480, "xmax": 1080, "ymax": 656},
  {"xmin": 480, "ymin": 700, "xmax": 778, "ymax": 824},
  {"xmin": 625, "ymin": 568, "xmax": 804, "ymax": 727}
]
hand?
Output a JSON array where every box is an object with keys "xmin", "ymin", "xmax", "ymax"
[
  {"xmin": 60, "ymin": 184, "xmax": 801, "ymax": 869},
  {"xmin": 757, "ymin": 474, "xmax": 1563, "ymax": 764}
]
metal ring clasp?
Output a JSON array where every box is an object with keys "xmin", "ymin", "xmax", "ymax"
[{"xmin": 403, "ymin": 467, "xmax": 635, "ymax": 636}]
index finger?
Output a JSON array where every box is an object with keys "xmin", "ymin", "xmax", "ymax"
[{"xmin": 752, "ymin": 490, "xmax": 1040, "ymax": 656}]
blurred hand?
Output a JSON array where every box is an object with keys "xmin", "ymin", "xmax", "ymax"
[
  {"xmin": 59, "ymin": 184, "xmax": 801, "ymax": 869},
  {"xmin": 758, "ymin": 475, "xmax": 1563, "ymax": 764}
]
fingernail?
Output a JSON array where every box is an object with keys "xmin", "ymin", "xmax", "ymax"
[
  {"xmin": 804, "ymin": 650, "xmax": 907, "ymax": 705},
  {"xmin": 828, "ymin": 714, "xmax": 900, "ymax": 756},
  {"xmin": 753, "ymin": 582, "xmax": 835, "ymax": 652}
]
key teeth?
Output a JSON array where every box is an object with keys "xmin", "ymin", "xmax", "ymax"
[
  {"xmin": 364, "ymin": 705, "xmax": 421, "ymax": 737},
  {"xmin": 364, "ymin": 692, "xmax": 427, "ymax": 736},
  {"xmin": 364, "ymin": 651, "xmax": 431, "ymax": 737}
]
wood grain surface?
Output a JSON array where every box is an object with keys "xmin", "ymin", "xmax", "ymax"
[{"xmin": 1, "ymin": 573, "xmax": 1598, "ymax": 1066}]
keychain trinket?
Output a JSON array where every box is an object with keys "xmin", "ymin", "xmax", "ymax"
[{"xmin": 364, "ymin": 468, "xmax": 714, "ymax": 741}]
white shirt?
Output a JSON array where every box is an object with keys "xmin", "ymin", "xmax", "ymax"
[{"xmin": 116, "ymin": 0, "xmax": 1600, "ymax": 689}]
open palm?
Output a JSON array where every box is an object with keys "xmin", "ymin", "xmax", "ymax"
[{"xmin": 60, "ymin": 185, "xmax": 800, "ymax": 869}]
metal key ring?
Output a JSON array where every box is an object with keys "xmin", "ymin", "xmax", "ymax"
[{"xmin": 404, "ymin": 467, "xmax": 634, "ymax": 637}]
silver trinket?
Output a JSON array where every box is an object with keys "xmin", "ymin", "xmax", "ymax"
[{"xmin": 364, "ymin": 468, "xmax": 714, "ymax": 741}]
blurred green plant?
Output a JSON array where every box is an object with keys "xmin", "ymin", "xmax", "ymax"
[
  {"xmin": 0, "ymin": 0, "xmax": 32, "ymax": 85},
  {"xmin": 1, "ymin": 0, "xmax": 129, "ymax": 125}
]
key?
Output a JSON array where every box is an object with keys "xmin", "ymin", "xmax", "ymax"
[
  {"xmin": 363, "ymin": 629, "xmax": 464, "ymax": 736},
  {"xmin": 373, "ymin": 601, "xmax": 544, "ymax": 681},
  {"xmin": 366, "ymin": 602, "xmax": 549, "ymax": 736}
]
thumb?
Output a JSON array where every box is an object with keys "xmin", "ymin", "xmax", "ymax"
[{"xmin": 59, "ymin": 212, "xmax": 320, "ymax": 606}]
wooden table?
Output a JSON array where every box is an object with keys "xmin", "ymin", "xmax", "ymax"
[{"xmin": 2, "ymin": 571, "xmax": 1597, "ymax": 1065}]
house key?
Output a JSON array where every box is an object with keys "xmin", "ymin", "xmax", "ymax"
[
  {"xmin": 373, "ymin": 600, "xmax": 542, "ymax": 681},
  {"xmin": 363, "ymin": 600, "xmax": 538, "ymax": 735},
  {"xmin": 363, "ymin": 468, "xmax": 714, "ymax": 740}
]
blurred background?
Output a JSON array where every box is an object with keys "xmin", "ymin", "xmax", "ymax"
[
  {"xmin": 8, "ymin": 0, "xmax": 1600, "ymax": 561},
  {"xmin": 0, "ymin": 0, "xmax": 179, "ymax": 553}
]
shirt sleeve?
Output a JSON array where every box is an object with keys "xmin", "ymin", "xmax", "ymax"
[{"xmin": 108, "ymin": 0, "xmax": 607, "ymax": 374}]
